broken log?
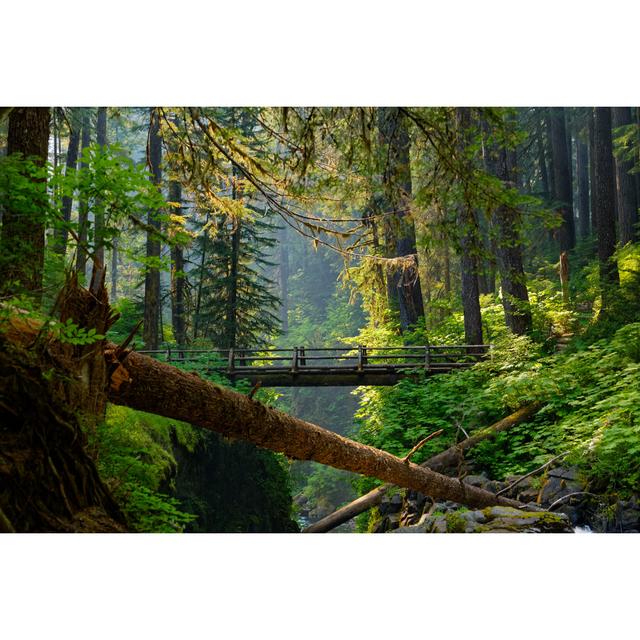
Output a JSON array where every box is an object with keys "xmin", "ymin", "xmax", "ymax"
[
  {"xmin": 303, "ymin": 403, "xmax": 541, "ymax": 533},
  {"xmin": 107, "ymin": 348, "xmax": 524, "ymax": 511},
  {"xmin": 2, "ymin": 287, "xmax": 526, "ymax": 524}
]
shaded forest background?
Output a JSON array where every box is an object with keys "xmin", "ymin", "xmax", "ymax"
[{"xmin": 1, "ymin": 106, "xmax": 639, "ymax": 532}]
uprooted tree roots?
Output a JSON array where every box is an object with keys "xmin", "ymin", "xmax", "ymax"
[{"xmin": 0, "ymin": 336, "xmax": 126, "ymax": 532}]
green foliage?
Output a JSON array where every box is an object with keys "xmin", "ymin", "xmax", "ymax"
[
  {"xmin": 353, "ymin": 295, "xmax": 640, "ymax": 499},
  {"xmin": 49, "ymin": 142, "xmax": 167, "ymax": 252},
  {"xmin": 191, "ymin": 209, "xmax": 281, "ymax": 349},
  {"xmin": 300, "ymin": 463, "xmax": 356, "ymax": 508},
  {"xmin": 52, "ymin": 317, "xmax": 104, "ymax": 345},
  {"xmin": 94, "ymin": 405, "xmax": 199, "ymax": 532}
]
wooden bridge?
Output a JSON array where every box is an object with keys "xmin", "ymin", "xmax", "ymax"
[{"xmin": 138, "ymin": 345, "xmax": 490, "ymax": 387}]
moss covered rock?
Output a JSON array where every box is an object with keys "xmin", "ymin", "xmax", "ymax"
[{"xmin": 393, "ymin": 506, "xmax": 572, "ymax": 533}]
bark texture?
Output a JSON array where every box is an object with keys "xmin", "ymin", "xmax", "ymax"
[
  {"xmin": 550, "ymin": 108, "xmax": 575, "ymax": 251},
  {"xmin": 455, "ymin": 108, "xmax": 483, "ymax": 346},
  {"xmin": 0, "ymin": 269, "xmax": 125, "ymax": 532},
  {"xmin": 304, "ymin": 403, "xmax": 540, "ymax": 532},
  {"xmin": 169, "ymin": 179, "xmax": 187, "ymax": 347},
  {"xmin": 279, "ymin": 222, "xmax": 289, "ymax": 334},
  {"xmin": 588, "ymin": 109, "xmax": 598, "ymax": 233},
  {"xmin": 611, "ymin": 107, "xmax": 638, "ymax": 244},
  {"xmin": 576, "ymin": 138, "xmax": 590, "ymax": 239},
  {"xmin": 594, "ymin": 107, "xmax": 620, "ymax": 310},
  {"xmin": 378, "ymin": 107, "xmax": 424, "ymax": 330},
  {"xmin": 76, "ymin": 111, "xmax": 91, "ymax": 279},
  {"xmin": 484, "ymin": 142, "xmax": 532, "ymax": 335},
  {"xmin": 53, "ymin": 110, "xmax": 81, "ymax": 256},
  {"xmin": 143, "ymin": 108, "xmax": 162, "ymax": 350},
  {"xmin": 0, "ymin": 107, "xmax": 50, "ymax": 299},
  {"xmin": 94, "ymin": 106, "xmax": 107, "ymax": 267}
]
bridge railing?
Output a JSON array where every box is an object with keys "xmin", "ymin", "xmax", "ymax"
[{"xmin": 137, "ymin": 344, "xmax": 491, "ymax": 373}]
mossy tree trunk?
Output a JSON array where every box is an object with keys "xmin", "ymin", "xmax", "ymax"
[{"xmin": 0, "ymin": 107, "xmax": 50, "ymax": 300}]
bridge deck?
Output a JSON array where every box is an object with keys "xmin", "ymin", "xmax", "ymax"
[{"xmin": 138, "ymin": 345, "xmax": 489, "ymax": 387}]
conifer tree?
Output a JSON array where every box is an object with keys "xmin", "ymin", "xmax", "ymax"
[
  {"xmin": 594, "ymin": 107, "xmax": 620, "ymax": 310},
  {"xmin": 143, "ymin": 108, "xmax": 163, "ymax": 350},
  {"xmin": 191, "ymin": 205, "xmax": 281, "ymax": 348}
]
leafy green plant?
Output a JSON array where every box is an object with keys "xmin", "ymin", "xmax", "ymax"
[{"xmin": 93, "ymin": 405, "xmax": 199, "ymax": 532}]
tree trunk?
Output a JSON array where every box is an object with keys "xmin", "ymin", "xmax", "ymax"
[
  {"xmin": 226, "ymin": 175, "xmax": 241, "ymax": 349},
  {"xmin": 611, "ymin": 107, "xmax": 638, "ymax": 245},
  {"xmin": 53, "ymin": 110, "xmax": 81, "ymax": 256},
  {"xmin": 459, "ymin": 224, "xmax": 483, "ymax": 345},
  {"xmin": 549, "ymin": 108, "xmax": 575, "ymax": 252},
  {"xmin": 635, "ymin": 107, "xmax": 640, "ymax": 210},
  {"xmin": 111, "ymin": 238, "xmax": 118, "ymax": 301},
  {"xmin": 484, "ymin": 140, "xmax": 532, "ymax": 335},
  {"xmin": 535, "ymin": 112, "xmax": 550, "ymax": 200},
  {"xmin": 455, "ymin": 108, "xmax": 483, "ymax": 346},
  {"xmin": 594, "ymin": 107, "xmax": 620, "ymax": 310},
  {"xmin": 0, "ymin": 268, "xmax": 127, "ymax": 532},
  {"xmin": 544, "ymin": 110, "xmax": 556, "ymax": 200},
  {"xmin": 588, "ymin": 109, "xmax": 598, "ymax": 234},
  {"xmin": 279, "ymin": 222, "xmax": 289, "ymax": 335},
  {"xmin": 94, "ymin": 107, "xmax": 107, "ymax": 267},
  {"xmin": 576, "ymin": 138, "xmax": 590, "ymax": 239},
  {"xmin": 76, "ymin": 110, "xmax": 92, "ymax": 280},
  {"xmin": 106, "ymin": 348, "xmax": 523, "ymax": 511},
  {"xmin": 377, "ymin": 107, "xmax": 425, "ymax": 331},
  {"xmin": 193, "ymin": 213, "xmax": 209, "ymax": 340},
  {"xmin": 169, "ymin": 179, "xmax": 187, "ymax": 348},
  {"xmin": 143, "ymin": 108, "xmax": 162, "ymax": 350},
  {"xmin": 0, "ymin": 107, "xmax": 50, "ymax": 300},
  {"xmin": 304, "ymin": 403, "xmax": 541, "ymax": 532}
]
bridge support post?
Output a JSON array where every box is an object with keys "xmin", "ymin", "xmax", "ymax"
[{"xmin": 358, "ymin": 345, "xmax": 367, "ymax": 371}]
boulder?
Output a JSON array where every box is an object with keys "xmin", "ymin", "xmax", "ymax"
[
  {"xmin": 548, "ymin": 466, "xmax": 580, "ymax": 481},
  {"xmin": 393, "ymin": 506, "xmax": 572, "ymax": 533}
]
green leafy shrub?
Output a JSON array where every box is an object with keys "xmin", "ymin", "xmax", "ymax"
[{"xmin": 93, "ymin": 405, "xmax": 199, "ymax": 532}]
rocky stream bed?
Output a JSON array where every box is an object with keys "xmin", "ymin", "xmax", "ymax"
[{"xmin": 374, "ymin": 466, "xmax": 640, "ymax": 534}]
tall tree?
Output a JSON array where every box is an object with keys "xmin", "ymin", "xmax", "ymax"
[
  {"xmin": 485, "ymin": 140, "xmax": 532, "ymax": 335},
  {"xmin": 94, "ymin": 106, "xmax": 107, "ymax": 267},
  {"xmin": 143, "ymin": 108, "xmax": 163, "ymax": 350},
  {"xmin": 611, "ymin": 107, "xmax": 638, "ymax": 245},
  {"xmin": 576, "ymin": 136, "xmax": 590, "ymax": 239},
  {"xmin": 377, "ymin": 107, "xmax": 425, "ymax": 331},
  {"xmin": 53, "ymin": 109, "xmax": 81, "ymax": 256},
  {"xmin": 278, "ymin": 221, "xmax": 289, "ymax": 335},
  {"xmin": 455, "ymin": 108, "xmax": 483, "ymax": 346},
  {"xmin": 594, "ymin": 107, "xmax": 620, "ymax": 310},
  {"xmin": 549, "ymin": 107, "xmax": 575, "ymax": 251},
  {"xmin": 75, "ymin": 110, "xmax": 92, "ymax": 279},
  {"xmin": 168, "ymin": 179, "xmax": 187, "ymax": 347},
  {"xmin": 535, "ymin": 112, "xmax": 550, "ymax": 200},
  {"xmin": 588, "ymin": 109, "xmax": 598, "ymax": 233},
  {"xmin": 0, "ymin": 108, "xmax": 50, "ymax": 300},
  {"xmin": 225, "ymin": 170, "xmax": 242, "ymax": 349},
  {"xmin": 192, "ymin": 204, "xmax": 280, "ymax": 349}
]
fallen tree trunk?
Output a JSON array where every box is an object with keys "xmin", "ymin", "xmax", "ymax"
[
  {"xmin": 303, "ymin": 403, "xmax": 541, "ymax": 533},
  {"xmin": 3, "ymin": 288, "xmax": 525, "ymax": 523},
  {"xmin": 107, "ymin": 348, "xmax": 525, "ymax": 511}
]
